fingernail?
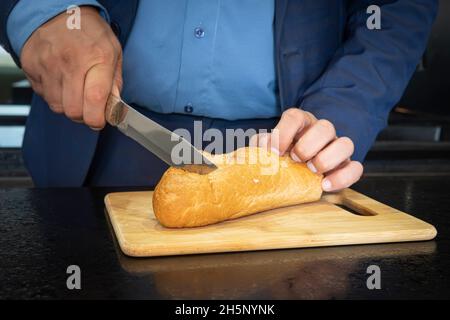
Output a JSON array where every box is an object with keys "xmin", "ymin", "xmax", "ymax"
[
  {"xmin": 90, "ymin": 127, "xmax": 103, "ymax": 131},
  {"xmin": 322, "ymin": 179, "xmax": 332, "ymax": 191},
  {"xmin": 290, "ymin": 151, "xmax": 301, "ymax": 163},
  {"xmin": 307, "ymin": 160, "xmax": 317, "ymax": 173},
  {"xmin": 270, "ymin": 147, "xmax": 280, "ymax": 156}
]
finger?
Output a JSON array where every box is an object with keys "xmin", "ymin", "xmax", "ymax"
[
  {"xmin": 42, "ymin": 75, "xmax": 63, "ymax": 113},
  {"xmin": 273, "ymin": 108, "xmax": 316, "ymax": 155},
  {"xmin": 23, "ymin": 69, "xmax": 42, "ymax": 87},
  {"xmin": 291, "ymin": 119, "xmax": 336, "ymax": 162},
  {"xmin": 62, "ymin": 71, "xmax": 85, "ymax": 121},
  {"xmin": 308, "ymin": 137, "xmax": 354, "ymax": 173},
  {"xmin": 249, "ymin": 133, "xmax": 270, "ymax": 148},
  {"xmin": 249, "ymin": 133, "xmax": 259, "ymax": 147},
  {"xmin": 28, "ymin": 78, "xmax": 44, "ymax": 99},
  {"xmin": 321, "ymin": 160, "xmax": 364, "ymax": 192},
  {"xmin": 37, "ymin": 45, "xmax": 64, "ymax": 113},
  {"xmin": 83, "ymin": 63, "xmax": 115, "ymax": 130}
]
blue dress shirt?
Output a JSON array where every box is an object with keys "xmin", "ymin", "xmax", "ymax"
[{"xmin": 7, "ymin": 0, "xmax": 280, "ymax": 120}]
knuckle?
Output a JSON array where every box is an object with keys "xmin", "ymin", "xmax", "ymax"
[
  {"xmin": 38, "ymin": 45, "xmax": 53, "ymax": 68},
  {"xmin": 283, "ymin": 108, "xmax": 303, "ymax": 121},
  {"xmin": 339, "ymin": 136, "xmax": 354, "ymax": 150},
  {"xmin": 340, "ymin": 136, "xmax": 353, "ymax": 145},
  {"xmin": 63, "ymin": 103, "xmax": 78, "ymax": 114},
  {"xmin": 64, "ymin": 108, "xmax": 83, "ymax": 120},
  {"xmin": 84, "ymin": 116, "xmax": 104, "ymax": 129},
  {"xmin": 313, "ymin": 154, "xmax": 328, "ymax": 172},
  {"xmin": 304, "ymin": 111, "xmax": 317, "ymax": 121},
  {"xmin": 29, "ymin": 81, "xmax": 41, "ymax": 93},
  {"xmin": 317, "ymin": 119, "xmax": 336, "ymax": 135},
  {"xmin": 48, "ymin": 104, "xmax": 63, "ymax": 114},
  {"xmin": 294, "ymin": 143, "xmax": 312, "ymax": 161}
]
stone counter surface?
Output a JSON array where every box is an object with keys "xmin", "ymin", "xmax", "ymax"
[{"xmin": 0, "ymin": 175, "xmax": 449, "ymax": 299}]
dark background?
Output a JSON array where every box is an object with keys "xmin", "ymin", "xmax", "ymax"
[{"xmin": 400, "ymin": 0, "xmax": 449, "ymax": 116}]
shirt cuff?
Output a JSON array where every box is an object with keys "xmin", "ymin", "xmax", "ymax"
[{"xmin": 6, "ymin": 0, "xmax": 109, "ymax": 57}]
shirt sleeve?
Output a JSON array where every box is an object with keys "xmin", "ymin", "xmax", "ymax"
[
  {"xmin": 299, "ymin": 0, "xmax": 438, "ymax": 161},
  {"xmin": 6, "ymin": 0, "xmax": 109, "ymax": 57}
]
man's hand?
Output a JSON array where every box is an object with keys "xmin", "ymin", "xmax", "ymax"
[
  {"xmin": 252, "ymin": 108, "xmax": 363, "ymax": 192},
  {"xmin": 20, "ymin": 6, "xmax": 122, "ymax": 130}
]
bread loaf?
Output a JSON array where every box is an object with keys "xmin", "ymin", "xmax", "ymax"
[{"xmin": 153, "ymin": 147, "xmax": 323, "ymax": 228}]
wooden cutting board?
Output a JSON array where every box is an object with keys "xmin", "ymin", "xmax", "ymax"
[{"xmin": 104, "ymin": 189, "xmax": 437, "ymax": 257}]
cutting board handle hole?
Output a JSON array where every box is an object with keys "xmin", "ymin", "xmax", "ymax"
[{"xmin": 334, "ymin": 203, "xmax": 377, "ymax": 217}]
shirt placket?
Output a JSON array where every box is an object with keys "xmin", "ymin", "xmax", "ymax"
[{"xmin": 174, "ymin": 0, "xmax": 219, "ymax": 116}]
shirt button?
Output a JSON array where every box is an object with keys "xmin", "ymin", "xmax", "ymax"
[
  {"xmin": 184, "ymin": 104, "xmax": 194, "ymax": 113},
  {"xmin": 194, "ymin": 27, "xmax": 205, "ymax": 38}
]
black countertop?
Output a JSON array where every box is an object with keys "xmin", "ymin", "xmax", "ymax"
[{"xmin": 0, "ymin": 175, "xmax": 449, "ymax": 299}]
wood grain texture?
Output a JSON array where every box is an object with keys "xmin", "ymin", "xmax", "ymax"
[{"xmin": 104, "ymin": 188, "xmax": 437, "ymax": 257}]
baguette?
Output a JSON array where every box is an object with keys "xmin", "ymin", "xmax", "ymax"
[{"xmin": 153, "ymin": 147, "xmax": 323, "ymax": 228}]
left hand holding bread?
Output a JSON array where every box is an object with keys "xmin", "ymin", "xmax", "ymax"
[{"xmin": 251, "ymin": 108, "xmax": 363, "ymax": 192}]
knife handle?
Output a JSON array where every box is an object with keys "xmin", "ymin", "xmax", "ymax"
[{"xmin": 105, "ymin": 94, "xmax": 126, "ymax": 126}]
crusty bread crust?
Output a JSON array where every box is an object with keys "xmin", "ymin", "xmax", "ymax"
[{"xmin": 153, "ymin": 147, "xmax": 323, "ymax": 228}]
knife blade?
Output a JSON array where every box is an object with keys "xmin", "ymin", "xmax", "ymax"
[{"xmin": 105, "ymin": 94, "xmax": 217, "ymax": 174}]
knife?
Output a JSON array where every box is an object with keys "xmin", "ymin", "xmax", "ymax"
[{"xmin": 105, "ymin": 94, "xmax": 217, "ymax": 174}]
